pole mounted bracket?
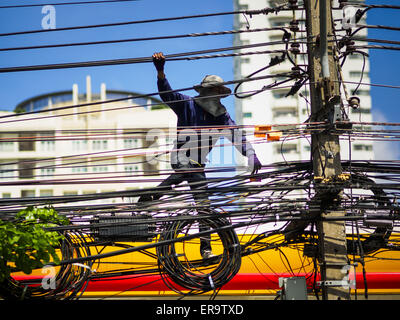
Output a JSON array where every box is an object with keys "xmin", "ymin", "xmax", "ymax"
[{"xmin": 317, "ymin": 280, "xmax": 355, "ymax": 288}]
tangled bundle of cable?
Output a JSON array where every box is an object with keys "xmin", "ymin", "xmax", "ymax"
[
  {"xmin": 156, "ymin": 212, "xmax": 241, "ymax": 295},
  {"xmin": 0, "ymin": 230, "xmax": 92, "ymax": 300}
]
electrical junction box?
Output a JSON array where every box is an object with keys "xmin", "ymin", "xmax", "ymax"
[
  {"xmin": 91, "ymin": 214, "xmax": 156, "ymax": 242},
  {"xmin": 278, "ymin": 277, "xmax": 308, "ymax": 300}
]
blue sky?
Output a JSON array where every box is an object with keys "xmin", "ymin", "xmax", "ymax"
[
  {"xmin": 0, "ymin": 0, "xmax": 399, "ymax": 155},
  {"xmin": 365, "ymin": 0, "xmax": 399, "ymax": 123},
  {"xmin": 0, "ymin": 0, "xmax": 236, "ymax": 113}
]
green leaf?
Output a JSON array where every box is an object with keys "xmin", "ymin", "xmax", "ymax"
[{"xmin": 0, "ymin": 206, "xmax": 69, "ymax": 281}]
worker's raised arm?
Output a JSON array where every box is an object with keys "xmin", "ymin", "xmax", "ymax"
[
  {"xmin": 152, "ymin": 52, "xmax": 166, "ymax": 80},
  {"xmin": 152, "ymin": 52, "xmax": 190, "ymax": 116}
]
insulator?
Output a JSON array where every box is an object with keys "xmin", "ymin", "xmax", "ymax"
[
  {"xmin": 289, "ymin": 20, "xmax": 300, "ymax": 32},
  {"xmin": 346, "ymin": 40, "xmax": 356, "ymax": 53},
  {"xmin": 290, "ymin": 42, "xmax": 301, "ymax": 54},
  {"xmin": 348, "ymin": 96, "xmax": 360, "ymax": 109},
  {"xmin": 291, "ymin": 66, "xmax": 302, "ymax": 77}
]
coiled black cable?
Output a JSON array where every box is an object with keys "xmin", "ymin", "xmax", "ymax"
[
  {"xmin": 156, "ymin": 210, "xmax": 241, "ymax": 295},
  {"xmin": 0, "ymin": 228, "xmax": 92, "ymax": 300}
]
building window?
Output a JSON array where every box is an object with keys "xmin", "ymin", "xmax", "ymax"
[
  {"xmin": 124, "ymin": 138, "xmax": 139, "ymax": 149},
  {"xmin": 18, "ymin": 161, "xmax": 35, "ymax": 179},
  {"xmin": 92, "ymin": 166, "xmax": 108, "ymax": 173},
  {"xmin": 72, "ymin": 166, "xmax": 88, "ymax": 173},
  {"xmin": 21, "ymin": 190, "xmax": 35, "ymax": 197},
  {"xmin": 272, "ymin": 91, "xmax": 288, "ymax": 99},
  {"xmin": 351, "ymin": 89, "xmax": 370, "ymax": 96},
  {"xmin": 38, "ymin": 132, "xmax": 55, "ymax": 152},
  {"xmin": 18, "ymin": 133, "xmax": 36, "ymax": 151},
  {"xmin": 348, "ymin": 53, "xmax": 362, "ymax": 60},
  {"xmin": 351, "ymin": 108, "xmax": 370, "ymax": 114},
  {"xmin": 273, "ymin": 107, "xmax": 298, "ymax": 118},
  {"xmin": 269, "ymin": 18, "xmax": 290, "ymax": 27},
  {"xmin": 64, "ymin": 191, "xmax": 78, "ymax": 196},
  {"xmin": 353, "ymin": 144, "xmax": 373, "ymax": 151},
  {"xmin": 72, "ymin": 140, "xmax": 88, "ymax": 151},
  {"xmin": 41, "ymin": 167, "xmax": 55, "ymax": 176},
  {"xmin": 40, "ymin": 140, "xmax": 55, "ymax": 152},
  {"xmin": 40, "ymin": 190, "xmax": 53, "ymax": 197},
  {"xmin": 92, "ymin": 140, "xmax": 108, "ymax": 150},
  {"xmin": 0, "ymin": 164, "xmax": 14, "ymax": 179},
  {"xmin": 275, "ymin": 144, "xmax": 297, "ymax": 154},
  {"xmin": 349, "ymin": 71, "xmax": 369, "ymax": 78},
  {"xmin": 243, "ymin": 112, "xmax": 253, "ymax": 118},
  {"xmin": 0, "ymin": 141, "xmax": 14, "ymax": 152},
  {"xmin": 124, "ymin": 165, "xmax": 139, "ymax": 174}
]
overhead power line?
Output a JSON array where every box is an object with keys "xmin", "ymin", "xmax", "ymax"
[
  {"xmin": 0, "ymin": 27, "xmax": 286, "ymax": 52},
  {"xmin": 0, "ymin": 0, "xmax": 139, "ymax": 9},
  {"xmin": 2, "ymin": 0, "xmax": 400, "ymax": 301},
  {"xmin": 0, "ymin": 42, "xmax": 290, "ymax": 73},
  {"xmin": 0, "ymin": 6, "xmax": 286, "ymax": 37}
]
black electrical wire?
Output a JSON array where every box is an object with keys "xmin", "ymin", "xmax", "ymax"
[
  {"xmin": 0, "ymin": 42, "xmax": 290, "ymax": 73},
  {"xmin": 2, "ymin": 2, "xmax": 400, "ymax": 299},
  {"xmin": 0, "ymin": 0, "xmax": 139, "ymax": 9},
  {"xmin": 354, "ymin": 44, "xmax": 400, "ymax": 51},
  {"xmin": 0, "ymin": 6, "xmax": 282, "ymax": 37},
  {"xmin": 156, "ymin": 211, "xmax": 241, "ymax": 294},
  {"xmin": 0, "ymin": 77, "xmax": 295, "ymax": 125},
  {"xmin": 0, "ymin": 27, "xmax": 287, "ymax": 52},
  {"xmin": 351, "ymin": 36, "xmax": 400, "ymax": 47}
]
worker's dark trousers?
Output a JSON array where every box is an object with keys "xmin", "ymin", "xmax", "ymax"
[{"xmin": 156, "ymin": 160, "xmax": 212, "ymax": 254}]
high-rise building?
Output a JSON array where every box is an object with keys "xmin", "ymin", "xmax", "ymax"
[{"xmin": 233, "ymin": 0, "xmax": 374, "ymax": 166}]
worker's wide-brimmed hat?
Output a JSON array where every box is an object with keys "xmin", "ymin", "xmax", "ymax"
[{"xmin": 194, "ymin": 75, "xmax": 232, "ymax": 97}]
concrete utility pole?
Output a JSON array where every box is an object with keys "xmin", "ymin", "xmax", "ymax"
[{"xmin": 304, "ymin": 0, "xmax": 350, "ymax": 300}]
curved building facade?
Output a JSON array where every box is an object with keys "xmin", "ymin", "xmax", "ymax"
[{"xmin": 0, "ymin": 76, "xmax": 176, "ymax": 202}]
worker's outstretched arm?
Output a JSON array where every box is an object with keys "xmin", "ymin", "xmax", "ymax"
[
  {"xmin": 153, "ymin": 52, "xmax": 166, "ymax": 80},
  {"xmin": 152, "ymin": 52, "xmax": 190, "ymax": 115}
]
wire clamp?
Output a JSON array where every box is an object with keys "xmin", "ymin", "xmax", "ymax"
[
  {"xmin": 208, "ymin": 275, "xmax": 215, "ymax": 290},
  {"xmin": 317, "ymin": 280, "xmax": 355, "ymax": 288}
]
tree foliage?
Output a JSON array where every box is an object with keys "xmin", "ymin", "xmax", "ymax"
[{"xmin": 0, "ymin": 206, "xmax": 69, "ymax": 281}]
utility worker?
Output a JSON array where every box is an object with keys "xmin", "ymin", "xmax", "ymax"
[{"xmin": 139, "ymin": 52, "xmax": 262, "ymax": 259}]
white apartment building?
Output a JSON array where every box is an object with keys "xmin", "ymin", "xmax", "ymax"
[
  {"xmin": 233, "ymin": 0, "xmax": 374, "ymax": 166},
  {"xmin": 0, "ymin": 76, "xmax": 176, "ymax": 204}
]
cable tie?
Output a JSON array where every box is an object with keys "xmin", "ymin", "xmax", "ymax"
[
  {"xmin": 208, "ymin": 275, "xmax": 215, "ymax": 290},
  {"xmin": 72, "ymin": 263, "xmax": 94, "ymax": 273}
]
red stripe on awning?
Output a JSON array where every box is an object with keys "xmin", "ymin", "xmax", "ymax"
[{"xmin": 12, "ymin": 272, "xmax": 400, "ymax": 291}]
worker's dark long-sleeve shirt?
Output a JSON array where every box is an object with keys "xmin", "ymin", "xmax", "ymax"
[{"xmin": 157, "ymin": 77, "xmax": 255, "ymax": 165}]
